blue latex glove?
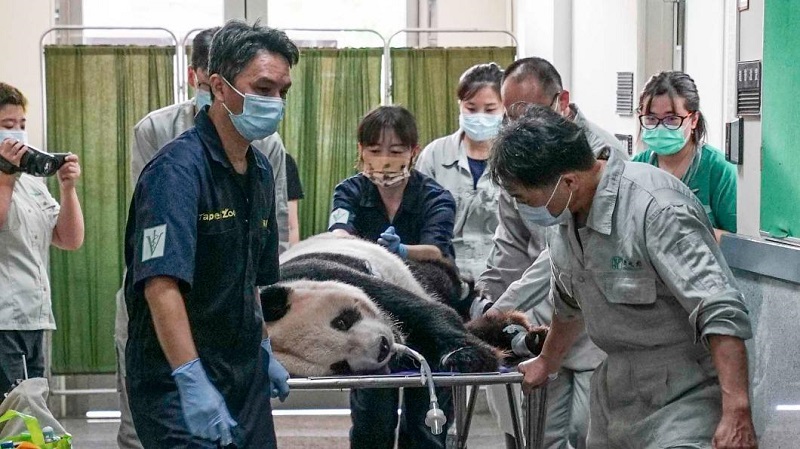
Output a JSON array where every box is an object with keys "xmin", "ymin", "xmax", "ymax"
[
  {"xmin": 172, "ymin": 358, "xmax": 237, "ymax": 445},
  {"xmin": 261, "ymin": 338, "xmax": 291, "ymax": 401},
  {"xmin": 377, "ymin": 226, "xmax": 408, "ymax": 259}
]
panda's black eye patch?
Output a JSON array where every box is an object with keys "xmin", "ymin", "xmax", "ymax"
[{"xmin": 331, "ymin": 307, "xmax": 362, "ymax": 331}]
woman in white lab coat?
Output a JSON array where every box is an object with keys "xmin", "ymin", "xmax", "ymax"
[{"xmin": 416, "ymin": 63, "xmax": 504, "ymax": 279}]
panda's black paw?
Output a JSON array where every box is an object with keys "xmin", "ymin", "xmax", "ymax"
[{"xmin": 438, "ymin": 339, "xmax": 501, "ymax": 373}]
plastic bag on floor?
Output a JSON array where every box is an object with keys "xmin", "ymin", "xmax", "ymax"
[{"xmin": 0, "ymin": 378, "xmax": 71, "ymax": 448}]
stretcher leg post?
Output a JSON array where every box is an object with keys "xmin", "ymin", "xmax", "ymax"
[
  {"xmin": 506, "ymin": 383, "xmax": 524, "ymax": 447},
  {"xmin": 524, "ymin": 386, "xmax": 547, "ymax": 449}
]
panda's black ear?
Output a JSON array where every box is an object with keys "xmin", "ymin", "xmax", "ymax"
[{"xmin": 260, "ymin": 285, "xmax": 291, "ymax": 322}]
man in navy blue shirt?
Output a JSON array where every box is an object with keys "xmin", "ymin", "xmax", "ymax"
[
  {"xmin": 328, "ymin": 106, "xmax": 457, "ymax": 449},
  {"xmin": 124, "ymin": 21, "xmax": 299, "ymax": 448}
]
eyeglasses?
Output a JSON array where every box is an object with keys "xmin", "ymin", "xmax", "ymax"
[
  {"xmin": 638, "ymin": 113, "xmax": 693, "ymax": 130},
  {"xmin": 504, "ymin": 93, "xmax": 562, "ymax": 122}
]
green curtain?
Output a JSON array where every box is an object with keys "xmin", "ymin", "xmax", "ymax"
[
  {"xmin": 44, "ymin": 46, "xmax": 175, "ymax": 374},
  {"xmin": 278, "ymin": 48, "xmax": 383, "ymax": 238},
  {"xmin": 391, "ymin": 47, "xmax": 516, "ymax": 148}
]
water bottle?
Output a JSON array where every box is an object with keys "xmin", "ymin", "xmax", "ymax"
[{"xmin": 42, "ymin": 425, "xmax": 57, "ymax": 443}]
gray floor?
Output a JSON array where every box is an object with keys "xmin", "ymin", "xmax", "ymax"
[
  {"xmin": 60, "ymin": 410, "xmax": 800, "ymax": 449},
  {"xmin": 48, "ymin": 377, "xmax": 800, "ymax": 448},
  {"xmin": 62, "ymin": 410, "xmax": 509, "ymax": 449},
  {"xmin": 54, "ymin": 377, "xmax": 512, "ymax": 448},
  {"xmin": 61, "ymin": 405, "xmax": 800, "ymax": 449}
]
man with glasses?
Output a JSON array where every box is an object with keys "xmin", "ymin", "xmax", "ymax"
[{"xmin": 476, "ymin": 57, "xmax": 626, "ymax": 449}]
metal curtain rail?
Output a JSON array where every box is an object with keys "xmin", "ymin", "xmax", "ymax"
[
  {"xmin": 179, "ymin": 27, "xmax": 206, "ymax": 101},
  {"xmin": 384, "ymin": 28, "xmax": 519, "ymax": 104},
  {"xmin": 279, "ymin": 28, "xmax": 388, "ymax": 104},
  {"xmin": 39, "ymin": 26, "xmax": 181, "ymax": 151},
  {"xmin": 179, "ymin": 27, "xmax": 386, "ymax": 103}
]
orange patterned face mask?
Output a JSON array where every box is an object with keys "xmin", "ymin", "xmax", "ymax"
[{"xmin": 360, "ymin": 154, "xmax": 412, "ymax": 188}]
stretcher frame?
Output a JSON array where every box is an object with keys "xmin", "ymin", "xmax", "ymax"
[{"xmin": 287, "ymin": 372, "xmax": 546, "ymax": 449}]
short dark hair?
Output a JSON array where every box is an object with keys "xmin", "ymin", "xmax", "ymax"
[
  {"xmin": 0, "ymin": 83, "xmax": 27, "ymax": 111},
  {"xmin": 457, "ymin": 63, "xmax": 503, "ymax": 101},
  {"xmin": 490, "ymin": 105, "xmax": 595, "ymax": 188},
  {"xmin": 208, "ymin": 20, "xmax": 300, "ymax": 84},
  {"xmin": 503, "ymin": 57, "xmax": 563, "ymax": 98},
  {"xmin": 190, "ymin": 27, "xmax": 220, "ymax": 71},
  {"xmin": 357, "ymin": 106, "xmax": 418, "ymax": 148},
  {"xmin": 639, "ymin": 71, "xmax": 707, "ymax": 145}
]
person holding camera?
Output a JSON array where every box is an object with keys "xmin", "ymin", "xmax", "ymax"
[{"xmin": 0, "ymin": 82, "xmax": 84, "ymax": 396}]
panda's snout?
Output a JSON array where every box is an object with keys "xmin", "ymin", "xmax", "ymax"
[{"xmin": 378, "ymin": 336, "xmax": 392, "ymax": 362}]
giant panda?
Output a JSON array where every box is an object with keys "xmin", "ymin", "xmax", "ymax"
[{"xmin": 263, "ymin": 234, "xmax": 546, "ymax": 376}]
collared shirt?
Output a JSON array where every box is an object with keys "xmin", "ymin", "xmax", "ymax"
[
  {"xmin": 571, "ymin": 104, "xmax": 627, "ymax": 160},
  {"xmin": 549, "ymin": 150, "xmax": 752, "ymax": 353},
  {"xmin": 633, "ymin": 143, "xmax": 737, "ymax": 232},
  {"xmin": 124, "ymin": 109, "xmax": 279, "ymax": 411},
  {"xmin": 417, "ymin": 130, "xmax": 500, "ymax": 277},
  {"xmin": 0, "ymin": 175, "xmax": 60, "ymax": 330},
  {"xmin": 328, "ymin": 170, "xmax": 456, "ymax": 260},
  {"xmin": 130, "ymin": 99, "xmax": 290, "ymax": 250},
  {"xmin": 479, "ymin": 104, "xmax": 625, "ymax": 370}
]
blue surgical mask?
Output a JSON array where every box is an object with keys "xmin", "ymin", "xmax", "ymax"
[
  {"xmin": 0, "ymin": 130, "xmax": 28, "ymax": 145},
  {"xmin": 221, "ymin": 77, "xmax": 285, "ymax": 141},
  {"xmin": 194, "ymin": 89, "xmax": 212, "ymax": 111},
  {"xmin": 516, "ymin": 176, "xmax": 572, "ymax": 228},
  {"xmin": 459, "ymin": 112, "xmax": 502, "ymax": 142},
  {"xmin": 641, "ymin": 124, "xmax": 689, "ymax": 156}
]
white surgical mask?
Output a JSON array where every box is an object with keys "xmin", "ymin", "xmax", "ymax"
[
  {"xmin": 459, "ymin": 112, "xmax": 502, "ymax": 142},
  {"xmin": 516, "ymin": 176, "xmax": 572, "ymax": 228},
  {"xmin": 222, "ymin": 77, "xmax": 285, "ymax": 141},
  {"xmin": 194, "ymin": 89, "xmax": 212, "ymax": 111},
  {"xmin": 0, "ymin": 130, "xmax": 28, "ymax": 145}
]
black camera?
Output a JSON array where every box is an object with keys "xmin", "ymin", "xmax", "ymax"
[{"xmin": 0, "ymin": 145, "xmax": 69, "ymax": 177}]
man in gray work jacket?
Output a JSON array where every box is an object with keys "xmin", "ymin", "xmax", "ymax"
[
  {"xmin": 477, "ymin": 57, "xmax": 627, "ymax": 449},
  {"xmin": 491, "ymin": 105, "xmax": 756, "ymax": 449}
]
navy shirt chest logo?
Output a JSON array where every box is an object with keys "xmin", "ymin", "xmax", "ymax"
[{"xmin": 199, "ymin": 208, "xmax": 237, "ymax": 222}]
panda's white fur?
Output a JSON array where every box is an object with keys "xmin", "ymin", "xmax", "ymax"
[
  {"xmin": 280, "ymin": 233, "xmax": 430, "ymax": 299},
  {"xmin": 265, "ymin": 279, "xmax": 400, "ymax": 376}
]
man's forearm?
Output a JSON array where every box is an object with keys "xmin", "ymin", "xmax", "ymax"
[
  {"xmin": 539, "ymin": 313, "xmax": 585, "ymax": 369},
  {"xmin": 330, "ymin": 228, "xmax": 351, "ymax": 237},
  {"xmin": 52, "ymin": 186, "xmax": 84, "ymax": 250},
  {"xmin": 145, "ymin": 276, "xmax": 199, "ymax": 370},
  {"xmin": 405, "ymin": 244, "xmax": 442, "ymax": 261},
  {"xmin": 709, "ymin": 335, "xmax": 752, "ymax": 412},
  {"xmin": 490, "ymin": 248, "xmax": 552, "ymax": 313}
]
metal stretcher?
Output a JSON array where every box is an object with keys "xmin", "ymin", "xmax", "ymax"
[{"xmin": 287, "ymin": 371, "xmax": 547, "ymax": 449}]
